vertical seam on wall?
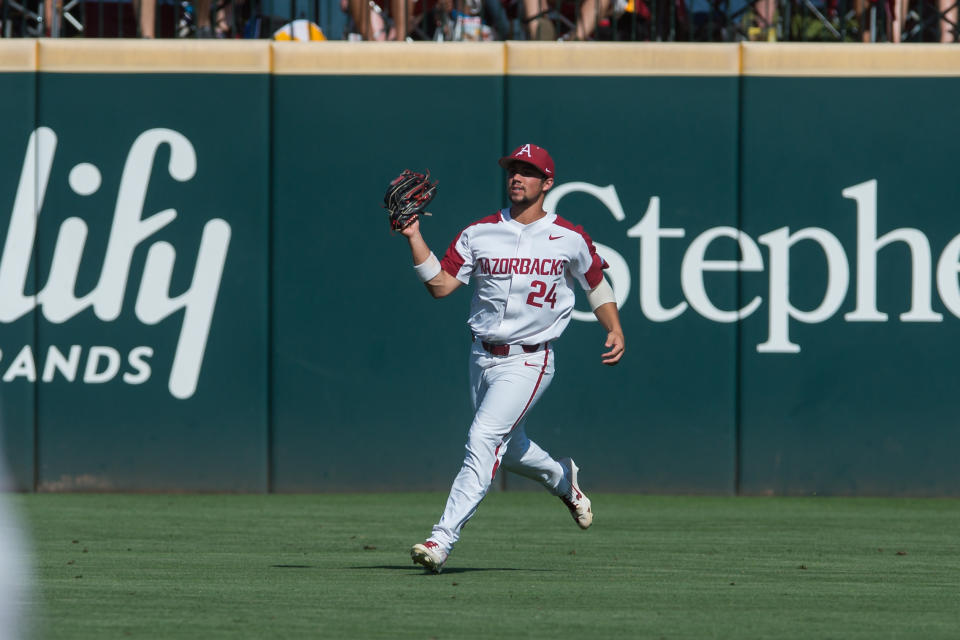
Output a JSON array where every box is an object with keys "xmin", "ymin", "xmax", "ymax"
[
  {"xmin": 266, "ymin": 53, "xmax": 275, "ymax": 494},
  {"xmin": 31, "ymin": 48, "xmax": 39, "ymax": 492},
  {"xmin": 733, "ymin": 61, "xmax": 744, "ymax": 497},
  {"xmin": 32, "ymin": 49, "xmax": 40, "ymax": 493}
]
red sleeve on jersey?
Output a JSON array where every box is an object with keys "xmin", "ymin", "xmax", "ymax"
[
  {"xmin": 584, "ymin": 254, "xmax": 608, "ymax": 288},
  {"xmin": 440, "ymin": 212, "xmax": 503, "ymax": 277},
  {"xmin": 441, "ymin": 238, "xmax": 465, "ymax": 276},
  {"xmin": 553, "ymin": 216, "xmax": 609, "ymax": 288}
]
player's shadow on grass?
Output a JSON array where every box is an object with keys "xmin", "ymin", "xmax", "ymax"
[
  {"xmin": 352, "ymin": 565, "xmax": 556, "ymax": 574},
  {"xmin": 270, "ymin": 565, "xmax": 556, "ymax": 574}
]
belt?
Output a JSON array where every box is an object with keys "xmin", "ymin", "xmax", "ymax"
[{"xmin": 479, "ymin": 341, "xmax": 545, "ymax": 357}]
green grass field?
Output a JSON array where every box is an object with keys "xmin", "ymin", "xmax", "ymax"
[{"xmin": 13, "ymin": 493, "xmax": 960, "ymax": 639}]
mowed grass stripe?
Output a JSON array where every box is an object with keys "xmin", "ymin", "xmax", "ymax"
[{"xmin": 14, "ymin": 493, "xmax": 960, "ymax": 639}]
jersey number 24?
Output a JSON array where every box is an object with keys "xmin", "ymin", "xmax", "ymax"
[{"xmin": 527, "ymin": 281, "xmax": 558, "ymax": 309}]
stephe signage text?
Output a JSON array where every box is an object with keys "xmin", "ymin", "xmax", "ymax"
[{"xmin": 550, "ymin": 180, "xmax": 960, "ymax": 352}]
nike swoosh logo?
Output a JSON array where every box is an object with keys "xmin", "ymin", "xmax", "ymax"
[
  {"xmin": 548, "ymin": 235, "xmax": 563, "ymax": 240},
  {"xmin": 524, "ymin": 362, "xmax": 541, "ymax": 368}
]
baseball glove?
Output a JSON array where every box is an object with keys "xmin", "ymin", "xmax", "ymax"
[{"xmin": 384, "ymin": 169, "xmax": 438, "ymax": 231}]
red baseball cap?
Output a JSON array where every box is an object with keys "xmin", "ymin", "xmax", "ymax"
[{"xmin": 498, "ymin": 143, "xmax": 555, "ymax": 178}]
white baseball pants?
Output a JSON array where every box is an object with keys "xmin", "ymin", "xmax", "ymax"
[{"xmin": 428, "ymin": 342, "xmax": 569, "ymax": 554}]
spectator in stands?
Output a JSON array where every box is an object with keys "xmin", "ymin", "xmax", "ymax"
[
  {"xmin": 131, "ymin": 0, "xmax": 156, "ymax": 37},
  {"xmin": 748, "ymin": 0, "xmax": 776, "ymax": 40},
  {"xmin": 940, "ymin": 0, "xmax": 957, "ymax": 41},
  {"xmin": 436, "ymin": 0, "xmax": 510, "ymax": 40},
  {"xmin": 427, "ymin": 0, "xmax": 509, "ymax": 40},
  {"xmin": 43, "ymin": 2, "xmax": 52, "ymax": 36},
  {"xmin": 522, "ymin": 0, "xmax": 553, "ymax": 38},
  {"xmin": 523, "ymin": 0, "xmax": 615, "ymax": 40},
  {"xmin": 195, "ymin": 0, "xmax": 238, "ymax": 37},
  {"xmin": 478, "ymin": 0, "xmax": 511, "ymax": 38},
  {"xmin": 855, "ymin": 0, "xmax": 899, "ymax": 42},
  {"xmin": 196, "ymin": 0, "xmax": 213, "ymax": 37},
  {"xmin": 569, "ymin": 0, "xmax": 613, "ymax": 39},
  {"xmin": 344, "ymin": 0, "xmax": 421, "ymax": 38}
]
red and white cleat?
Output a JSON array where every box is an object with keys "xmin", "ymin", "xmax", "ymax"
[
  {"xmin": 411, "ymin": 540, "xmax": 448, "ymax": 573},
  {"xmin": 559, "ymin": 458, "xmax": 593, "ymax": 529}
]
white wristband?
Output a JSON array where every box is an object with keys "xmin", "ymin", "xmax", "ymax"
[
  {"xmin": 413, "ymin": 252, "xmax": 442, "ymax": 283},
  {"xmin": 586, "ymin": 277, "xmax": 616, "ymax": 310}
]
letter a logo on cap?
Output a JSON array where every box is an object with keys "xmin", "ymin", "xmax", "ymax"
[{"xmin": 498, "ymin": 143, "xmax": 555, "ymax": 177}]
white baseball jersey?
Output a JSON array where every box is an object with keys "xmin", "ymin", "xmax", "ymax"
[{"xmin": 440, "ymin": 208, "xmax": 608, "ymax": 345}]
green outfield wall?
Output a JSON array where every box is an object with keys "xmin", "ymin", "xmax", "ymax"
[{"xmin": 1, "ymin": 41, "xmax": 959, "ymax": 496}]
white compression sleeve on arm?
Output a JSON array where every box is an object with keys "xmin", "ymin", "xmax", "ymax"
[
  {"xmin": 413, "ymin": 252, "xmax": 442, "ymax": 283},
  {"xmin": 586, "ymin": 277, "xmax": 616, "ymax": 310}
]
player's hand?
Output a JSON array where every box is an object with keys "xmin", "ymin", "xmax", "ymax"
[
  {"xmin": 399, "ymin": 217, "xmax": 421, "ymax": 238},
  {"xmin": 601, "ymin": 330, "xmax": 625, "ymax": 366}
]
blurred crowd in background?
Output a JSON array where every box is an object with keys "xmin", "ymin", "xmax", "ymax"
[{"xmin": 0, "ymin": 0, "xmax": 957, "ymax": 44}]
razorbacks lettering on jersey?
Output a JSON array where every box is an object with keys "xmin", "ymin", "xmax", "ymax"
[{"xmin": 440, "ymin": 208, "xmax": 608, "ymax": 345}]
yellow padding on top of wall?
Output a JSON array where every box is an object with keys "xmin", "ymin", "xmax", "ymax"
[
  {"xmin": 506, "ymin": 42, "xmax": 740, "ymax": 76},
  {"xmin": 3, "ymin": 40, "xmax": 960, "ymax": 77},
  {"xmin": 0, "ymin": 40, "xmax": 37, "ymax": 72},
  {"xmin": 742, "ymin": 43, "xmax": 960, "ymax": 76},
  {"xmin": 272, "ymin": 41, "xmax": 504, "ymax": 75},
  {"xmin": 38, "ymin": 39, "xmax": 271, "ymax": 73}
]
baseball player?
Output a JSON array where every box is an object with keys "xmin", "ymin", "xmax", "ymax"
[{"xmin": 400, "ymin": 143, "xmax": 625, "ymax": 573}]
